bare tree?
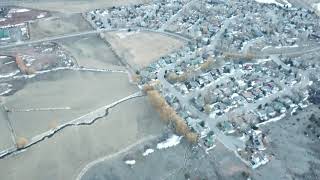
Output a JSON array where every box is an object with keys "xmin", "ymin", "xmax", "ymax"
[
  {"xmin": 186, "ymin": 132, "xmax": 198, "ymax": 144},
  {"xmin": 16, "ymin": 137, "xmax": 28, "ymax": 149},
  {"xmin": 146, "ymin": 89, "xmax": 199, "ymax": 143}
]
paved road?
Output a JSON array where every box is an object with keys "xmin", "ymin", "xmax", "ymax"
[
  {"xmin": 262, "ymin": 44, "xmax": 320, "ymax": 56},
  {"xmin": 270, "ymin": 55, "xmax": 290, "ymax": 70},
  {"xmin": 0, "ymin": 28, "xmax": 191, "ymax": 49},
  {"xmin": 206, "ymin": 16, "xmax": 236, "ymax": 51}
]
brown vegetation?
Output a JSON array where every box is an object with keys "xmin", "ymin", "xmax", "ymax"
[
  {"xmin": 167, "ymin": 58, "xmax": 214, "ymax": 83},
  {"xmin": 185, "ymin": 132, "xmax": 199, "ymax": 144},
  {"xmin": 147, "ymin": 89, "xmax": 198, "ymax": 144},
  {"xmin": 16, "ymin": 137, "xmax": 28, "ymax": 149},
  {"xmin": 204, "ymin": 104, "xmax": 212, "ymax": 114},
  {"xmin": 174, "ymin": 116, "xmax": 189, "ymax": 135},
  {"xmin": 131, "ymin": 74, "xmax": 141, "ymax": 83},
  {"xmin": 143, "ymin": 84, "xmax": 154, "ymax": 93},
  {"xmin": 167, "ymin": 71, "xmax": 192, "ymax": 83},
  {"xmin": 49, "ymin": 120, "xmax": 58, "ymax": 129},
  {"xmin": 200, "ymin": 58, "xmax": 214, "ymax": 71},
  {"xmin": 15, "ymin": 55, "xmax": 36, "ymax": 75}
]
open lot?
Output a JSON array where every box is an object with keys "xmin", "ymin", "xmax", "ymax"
[
  {"xmin": 105, "ymin": 31, "xmax": 185, "ymax": 70},
  {"xmin": 77, "ymin": 106, "xmax": 320, "ymax": 180},
  {"xmin": 58, "ymin": 35, "xmax": 125, "ymax": 70},
  {"xmin": 254, "ymin": 105, "xmax": 320, "ymax": 180},
  {"xmin": 28, "ymin": 12, "xmax": 92, "ymax": 40},
  {"xmin": 0, "ymin": 96, "xmax": 165, "ymax": 180},
  {"xmin": 81, "ymin": 140, "xmax": 250, "ymax": 180},
  {"xmin": 4, "ymin": 70, "xmax": 137, "ymax": 140}
]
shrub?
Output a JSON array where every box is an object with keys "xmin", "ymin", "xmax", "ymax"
[
  {"xmin": 185, "ymin": 132, "xmax": 198, "ymax": 144},
  {"xmin": 16, "ymin": 137, "xmax": 28, "ymax": 149}
]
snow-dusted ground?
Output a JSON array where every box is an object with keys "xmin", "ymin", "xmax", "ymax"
[
  {"xmin": 257, "ymin": 113, "xmax": 286, "ymax": 126},
  {"xmin": 0, "ymin": 70, "xmax": 20, "ymax": 78},
  {"xmin": 115, "ymin": 31, "xmax": 139, "ymax": 39},
  {"xmin": 313, "ymin": 3, "xmax": 320, "ymax": 15},
  {"xmin": 156, "ymin": 135, "xmax": 182, "ymax": 150}
]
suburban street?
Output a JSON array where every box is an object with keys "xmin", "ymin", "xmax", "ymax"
[{"xmin": 159, "ymin": 0, "xmax": 197, "ymax": 31}]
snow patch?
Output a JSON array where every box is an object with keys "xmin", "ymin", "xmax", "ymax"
[
  {"xmin": 275, "ymin": 44, "xmax": 298, "ymax": 49},
  {"xmin": 20, "ymin": 26, "xmax": 28, "ymax": 36},
  {"xmin": 237, "ymin": 80, "xmax": 246, "ymax": 87},
  {"xmin": 157, "ymin": 135, "xmax": 182, "ymax": 149},
  {"xmin": 313, "ymin": 3, "xmax": 320, "ymax": 15},
  {"xmin": 0, "ymin": 89, "xmax": 12, "ymax": 96},
  {"xmin": 9, "ymin": 8, "xmax": 30, "ymax": 13},
  {"xmin": 261, "ymin": 45, "xmax": 272, "ymax": 51},
  {"xmin": 125, "ymin": 160, "xmax": 136, "ymax": 165},
  {"xmin": 257, "ymin": 113, "xmax": 286, "ymax": 126},
  {"xmin": 142, "ymin": 149, "xmax": 154, "ymax": 156},
  {"xmin": 255, "ymin": 0, "xmax": 283, "ymax": 6},
  {"xmin": 282, "ymin": 0, "xmax": 292, "ymax": 8},
  {"xmin": 37, "ymin": 13, "xmax": 46, "ymax": 19},
  {"xmin": 0, "ymin": 70, "xmax": 20, "ymax": 78},
  {"xmin": 256, "ymin": 58, "xmax": 271, "ymax": 63},
  {"xmin": 115, "ymin": 31, "xmax": 138, "ymax": 39},
  {"xmin": 255, "ymin": 0, "xmax": 291, "ymax": 7}
]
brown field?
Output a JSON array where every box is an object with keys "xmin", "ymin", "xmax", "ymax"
[
  {"xmin": 104, "ymin": 31, "xmax": 185, "ymax": 69},
  {"xmin": 0, "ymin": 96, "xmax": 165, "ymax": 180},
  {"xmin": 58, "ymin": 35, "xmax": 125, "ymax": 70},
  {"xmin": 5, "ymin": 70, "xmax": 137, "ymax": 140},
  {"xmin": 29, "ymin": 12, "xmax": 92, "ymax": 40}
]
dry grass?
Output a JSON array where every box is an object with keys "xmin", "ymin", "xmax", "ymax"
[
  {"xmin": 48, "ymin": 120, "xmax": 58, "ymax": 129},
  {"xmin": 143, "ymin": 84, "xmax": 155, "ymax": 93},
  {"xmin": 200, "ymin": 58, "xmax": 215, "ymax": 71},
  {"xmin": 185, "ymin": 132, "xmax": 198, "ymax": 144},
  {"xmin": 16, "ymin": 137, "xmax": 28, "ymax": 149}
]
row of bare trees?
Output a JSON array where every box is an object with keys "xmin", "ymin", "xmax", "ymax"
[
  {"xmin": 144, "ymin": 86, "xmax": 198, "ymax": 144},
  {"xmin": 200, "ymin": 58, "xmax": 215, "ymax": 71}
]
